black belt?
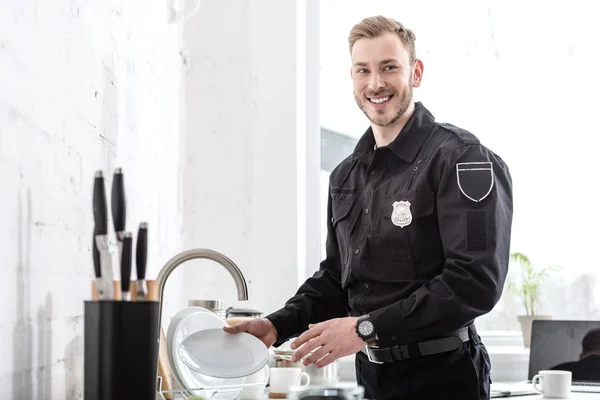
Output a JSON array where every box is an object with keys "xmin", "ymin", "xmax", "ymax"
[{"xmin": 360, "ymin": 326, "xmax": 470, "ymax": 364}]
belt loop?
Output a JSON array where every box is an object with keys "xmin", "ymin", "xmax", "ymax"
[
  {"xmin": 407, "ymin": 342, "xmax": 421, "ymax": 360},
  {"xmin": 390, "ymin": 346, "xmax": 403, "ymax": 361},
  {"xmin": 468, "ymin": 324, "xmax": 480, "ymax": 344}
]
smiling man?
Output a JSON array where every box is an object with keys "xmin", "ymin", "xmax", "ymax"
[{"xmin": 225, "ymin": 15, "xmax": 513, "ymax": 399}]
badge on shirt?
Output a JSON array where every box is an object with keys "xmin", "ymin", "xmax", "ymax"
[
  {"xmin": 391, "ymin": 201, "xmax": 412, "ymax": 228},
  {"xmin": 456, "ymin": 162, "xmax": 494, "ymax": 203}
]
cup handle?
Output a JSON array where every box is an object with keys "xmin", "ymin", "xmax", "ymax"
[
  {"xmin": 299, "ymin": 372, "xmax": 310, "ymax": 387},
  {"xmin": 263, "ymin": 365, "xmax": 270, "ymax": 382},
  {"xmin": 532, "ymin": 374, "xmax": 542, "ymax": 393}
]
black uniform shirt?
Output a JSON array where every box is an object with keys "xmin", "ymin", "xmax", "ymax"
[{"xmin": 266, "ymin": 102, "xmax": 513, "ymax": 349}]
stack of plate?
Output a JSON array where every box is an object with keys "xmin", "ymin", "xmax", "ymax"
[{"xmin": 166, "ymin": 306, "xmax": 270, "ymax": 399}]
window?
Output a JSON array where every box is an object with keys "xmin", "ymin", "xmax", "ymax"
[{"xmin": 319, "ymin": 1, "xmax": 600, "ymax": 337}]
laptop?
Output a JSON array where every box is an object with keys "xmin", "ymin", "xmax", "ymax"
[{"xmin": 491, "ymin": 320, "xmax": 600, "ymax": 398}]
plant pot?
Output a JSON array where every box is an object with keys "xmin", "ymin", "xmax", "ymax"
[{"xmin": 518, "ymin": 315, "xmax": 552, "ymax": 347}]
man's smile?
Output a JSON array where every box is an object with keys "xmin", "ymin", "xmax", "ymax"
[{"xmin": 368, "ymin": 94, "xmax": 394, "ymax": 107}]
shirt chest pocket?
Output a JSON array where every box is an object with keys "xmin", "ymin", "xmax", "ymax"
[
  {"xmin": 377, "ymin": 191, "xmax": 443, "ymax": 278},
  {"xmin": 331, "ymin": 188, "xmax": 356, "ymax": 265}
]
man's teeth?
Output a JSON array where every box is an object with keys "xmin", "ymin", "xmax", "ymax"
[{"xmin": 370, "ymin": 96, "xmax": 390, "ymax": 104}]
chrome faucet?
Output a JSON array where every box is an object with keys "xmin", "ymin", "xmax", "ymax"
[{"xmin": 154, "ymin": 248, "xmax": 249, "ymax": 381}]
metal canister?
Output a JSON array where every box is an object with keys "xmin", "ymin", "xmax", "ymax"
[
  {"xmin": 187, "ymin": 299, "xmax": 227, "ymax": 319},
  {"xmin": 225, "ymin": 307, "xmax": 263, "ymax": 318}
]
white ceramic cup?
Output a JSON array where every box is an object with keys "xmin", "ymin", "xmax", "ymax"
[
  {"xmin": 269, "ymin": 367, "xmax": 310, "ymax": 394},
  {"xmin": 240, "ymin": 364, "xmax": 270, "ymax": 399},
  {"xmin": 532, "ymin": 370, "xmax": 572, "ymax": 398}
]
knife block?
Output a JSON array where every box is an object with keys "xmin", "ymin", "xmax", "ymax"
[
  {"xmin": 84, "ymin": 300, "xmax": 159, "ymax": 400},
  {"xmin": 90, "ymin": 279, "xmax": 158, "ymax": 301},
  {"xmin": 90, "ymin": 280, "xmax": 173, "ymax": 399}
]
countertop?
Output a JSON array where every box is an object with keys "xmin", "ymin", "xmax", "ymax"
[
  {"xmin": 494, "ymin": 393, "xmax": 599, "ymax": 399},
  {"xmin": 490, "ymin": 381, "xmax": 600, "ymax": 399},
  {"xmin": 161, "ymin": 382, "xmax": 600, "ymax": 399}
]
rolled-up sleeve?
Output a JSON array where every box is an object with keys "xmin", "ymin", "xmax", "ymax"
[{"xmin": 369, "ymin": 144, "xmax": 513, "ymax": 347}]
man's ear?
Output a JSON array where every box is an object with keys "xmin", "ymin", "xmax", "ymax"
[{"xmin": 413, "ymin": 59, "xmax": 424, "ymax": 88}]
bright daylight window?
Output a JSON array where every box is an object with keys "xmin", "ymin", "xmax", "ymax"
[{"xmin": 318, "ymin": 1, "xmax": 600, "ymax": 342}]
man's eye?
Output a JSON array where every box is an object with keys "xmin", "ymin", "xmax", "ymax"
[
  {"xmin": 357, "ymin": 68, "xmax": 368, "ymax": 74},
  {"xmin": 384, "ymin": 65, "xmax": 397, "ymax": 71}
]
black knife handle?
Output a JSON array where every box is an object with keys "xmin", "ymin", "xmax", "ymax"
[
  {"xmin": 93, "ymin": 171, "xmax": 108, "ymax": 236},
  {"xmin": 136, "ymin": 222, "xmax": 148, "ymax": 281},
  {"xmin": 92, "ymin": 233, "xmax": 101, "ymax": 278},
  {"xmin": 121, "ymin": 232, "xmax": 133, "ymax": 294},
  {"xmin": 111, "ymin": 168, "xmax": 126, "ymax": 237}
]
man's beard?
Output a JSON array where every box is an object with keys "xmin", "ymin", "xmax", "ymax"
[{"xmin": 355, "ymin": 79, "xmax": 413, "ymax": 127}]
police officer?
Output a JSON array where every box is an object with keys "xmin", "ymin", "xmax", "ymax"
[{"xmin": 224, "ymin": 15, "xmax": 513, "ymax": 400}]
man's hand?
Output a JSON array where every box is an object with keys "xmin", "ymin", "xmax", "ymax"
[
  {"xmin": 223, "ymin": 318, "xmax": 278, "ymax": 348},
  {"xmin": 290, "ymin": 317, "xmax": 364, "ymax": 368}
]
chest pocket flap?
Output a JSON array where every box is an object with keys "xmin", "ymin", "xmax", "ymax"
[{"xmin": 331, "ymin": 187, "xmax": 355, "ymax": 226}]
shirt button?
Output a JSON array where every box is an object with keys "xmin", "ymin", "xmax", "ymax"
[
  {"xmin": 354, "ymin": 249, "xmax": 360, "ymax": 255},
  {"xmin": 365, "ymin": 208, "xmax": 370, "ymax": 214},
  {"xmin": 331, "ymin": 217, "xmax": 334, "ymax": 223},
  {"xmin": 370, "ymin": 171, "xmax": 376, "ymax": 176}
]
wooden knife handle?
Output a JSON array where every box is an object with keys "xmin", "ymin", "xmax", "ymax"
[{"xmin": 268, "ymin": 393, "xmax": 288, "ymax": 399}]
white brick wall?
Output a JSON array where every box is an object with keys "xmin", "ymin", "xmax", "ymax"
[
  {"xmin": 0, "ymin": 1, "xmax": 185, "ymax": 398},
  {"xmin": 179, "ymin": 0, "xmax": 306, "ymax": 316}
]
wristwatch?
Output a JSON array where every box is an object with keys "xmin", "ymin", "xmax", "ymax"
[{"xmin": 356, "ymin": 314, "xmax": 377, "ymax": 346}]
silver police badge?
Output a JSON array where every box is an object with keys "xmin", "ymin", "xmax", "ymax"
[{"xmin": 391, "ymin": 201, "xmax": 412, "ymax": 228}]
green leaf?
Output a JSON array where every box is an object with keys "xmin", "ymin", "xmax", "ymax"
[{"xmin": 508, "ymin": 252, "xmax": 560, "ymax": 316}]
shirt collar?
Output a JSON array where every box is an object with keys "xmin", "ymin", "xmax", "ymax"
[{"xmin": 352, "ymin": 102, "xmax": 436, "ymax": 164}]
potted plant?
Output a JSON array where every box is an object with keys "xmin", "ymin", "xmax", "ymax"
[{"xmin": 507, "ymin": 252, "xmax": 558, "ymax": 347}]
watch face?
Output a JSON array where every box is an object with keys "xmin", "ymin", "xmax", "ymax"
[{"xmin": 358, "ymin": 320, "xmax": 374, "ymax": 337}]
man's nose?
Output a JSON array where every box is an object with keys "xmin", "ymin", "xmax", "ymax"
[{"xmin": 368, "ymin": 72, "xmax": 384, "ymax": 92}]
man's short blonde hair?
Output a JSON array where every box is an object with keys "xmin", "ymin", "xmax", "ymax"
[{"xmin": 348, "ymin": 15, "xmax": 417, "ymax": 63}]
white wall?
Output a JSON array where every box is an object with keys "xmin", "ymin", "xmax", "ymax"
[
  {"xmin": 178, "ymin": 0, "xmax": 314, "ymax": 316},
  {"xmin": 0, "ymin": 1, "xmax": 185, "ymax": 398}
]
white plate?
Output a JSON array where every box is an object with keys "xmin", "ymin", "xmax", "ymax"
[
  {"xmin": 179, "ymin": 328, "xmax": 269, "ymax": 379},
  {"xmin": 166, "ymin": 307, "xmax": 208, "ymax": 389},
  {"xmin": 167, "ymin": 308, "xmax": 246, "ymax": 398}
]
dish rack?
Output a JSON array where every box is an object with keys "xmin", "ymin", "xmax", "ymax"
[
  {"xmin": 157, "ymin": 380, "xmax": 267, "ymax": 399},
  {"xmin": 155, "ymin": 249, "xmax": 254, "ymax": 400}
]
